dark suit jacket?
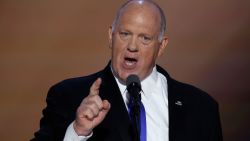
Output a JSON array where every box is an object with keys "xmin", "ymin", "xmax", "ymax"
[{"xmin": 31, "ymin": 63, "xmax": 223, "ymax": 141}]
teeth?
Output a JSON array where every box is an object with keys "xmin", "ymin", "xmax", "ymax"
[
  {"xmin": 125, "ymin": 61, "xmax": 134, "ymax": 66},
  {"xmin": 124, "ymin": 57, "xmax": 137, "ymax": 68}
]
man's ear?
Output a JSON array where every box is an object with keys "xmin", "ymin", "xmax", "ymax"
[
  {"xmin": 108, "ymin": 26, "xmax": 113, "ymax": 49},
  {"xmin": 157, "ymin": 36, "xmax": 168, "ymax": 57}
]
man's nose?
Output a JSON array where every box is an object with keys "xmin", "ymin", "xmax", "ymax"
[{"xmin": 127, "ymin": 36, "xmax": 138, "ymax": 52}]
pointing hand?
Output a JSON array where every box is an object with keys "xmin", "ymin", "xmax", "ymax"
[{"xmin": 73, "ymin": 78, "xmax": 111, "ymax": 136}]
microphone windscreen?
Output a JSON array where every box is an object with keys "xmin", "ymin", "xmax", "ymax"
[{"xmin": 126, "ymin": 74, "xmax": 141, "ymax": 88}]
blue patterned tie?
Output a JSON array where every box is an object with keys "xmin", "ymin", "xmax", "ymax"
[
  {"xmin": 140, "ymin": 101, "xmax": 147, "ymax": 141},
  {"xmin": 128, "ymin": 93, "xmax": 147, "ymax": 141}
]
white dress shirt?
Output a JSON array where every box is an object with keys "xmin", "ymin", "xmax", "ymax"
[{"xmin": 64, "ymin": 66, "xmax": 169, "ymax": 141}]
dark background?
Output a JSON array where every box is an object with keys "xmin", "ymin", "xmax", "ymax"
[{"xmin": 0, "ymin": 0, "xmax": 249, "ymax": 140}]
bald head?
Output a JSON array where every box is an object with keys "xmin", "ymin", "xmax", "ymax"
[{"xmin": 111, "ymin": 0, "xmax": 166, "ymax": 41}]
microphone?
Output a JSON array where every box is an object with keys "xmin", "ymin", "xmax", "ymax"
[
  {"xmin": 126, "ymin": 74, "xmax": 142, "ymax": 141},
  {"xmin": 126, "ymin": 74, "xmax": 142, "ymax": 101}
]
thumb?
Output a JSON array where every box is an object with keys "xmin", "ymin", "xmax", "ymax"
[
  {"xmin": 102, "ymin": 100, "xmax": 111, "ymax": 111},
  {"xmin": 97, "ymin": 100, "xmax": 111, "ymax": 121}
]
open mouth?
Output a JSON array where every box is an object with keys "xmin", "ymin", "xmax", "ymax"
[{"xmin": 123, "ymin": 57, "xmax": 138, "ymax": 69}]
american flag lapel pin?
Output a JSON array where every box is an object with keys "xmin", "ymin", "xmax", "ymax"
[{"xmin": 175, "ymin": 101, "xmax": 183, "ymax": 106}]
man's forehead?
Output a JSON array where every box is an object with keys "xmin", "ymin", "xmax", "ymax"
[
  {"xmin": 111, "ymin": 0, "xmax": 165, "ymax": 36},
  {"xmin": 121, "ymin": 0, "xmax": 159, "ymax": 12},
  {"xmin": 119, "ymin": 1, "xmax": 161, "ymax": 20}
]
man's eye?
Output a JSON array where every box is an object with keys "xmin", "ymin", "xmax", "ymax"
[
  {"xmin": 119, "ymin": 32, "xmax": 131, "ymax": 40},
  {"xmin": 143, "ymin": 36, "xmax": 152, "ymax": 41},
  {"xmin": 120, "ymin": 32, "xmax": 129, "ymax": 36},
  {"xmin": 140, "ymin": 35, "xmax": 153, "ymax": 44}
]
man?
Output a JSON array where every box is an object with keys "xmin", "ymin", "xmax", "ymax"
[{"xmin": 31, "ymin": 0, "xmax": 223, "ymax": 141}]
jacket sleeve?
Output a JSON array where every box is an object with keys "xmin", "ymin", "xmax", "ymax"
[{"xmin": 30, "ymin": 83, "xmax": 74, "ymax": 141}]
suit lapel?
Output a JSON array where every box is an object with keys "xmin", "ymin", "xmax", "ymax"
[
  {"xmin": 97, "ymin": 63, "xmax": 187, "ymax": 141},
  {"xmin": 99, "ymin": 64, "xmax": 134, "ymax": 141},
  {"xmin": 157, "ymin": 65, "xmax": 187, "ymax": 141},
  {"xmin": 168, "ymin": 79, "xmax": 187, "ymax": 141}
]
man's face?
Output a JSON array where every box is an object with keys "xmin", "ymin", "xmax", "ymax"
[{"xmin": 109, "ymin": 3, "xmax": 168, "ymax": 82}]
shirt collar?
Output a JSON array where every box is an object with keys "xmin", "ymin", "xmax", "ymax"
[
  {"xmin": 111, "ymin": 66, "xmax": 158, "ymax": 95},
  {"xmin": 141, "ymin": 66, "xmax": 158, "ymax": 87}
]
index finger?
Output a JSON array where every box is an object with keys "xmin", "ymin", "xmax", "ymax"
[{"xmin": 89, "ymin": 78, "xmax": 102, "ymax": 96}]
